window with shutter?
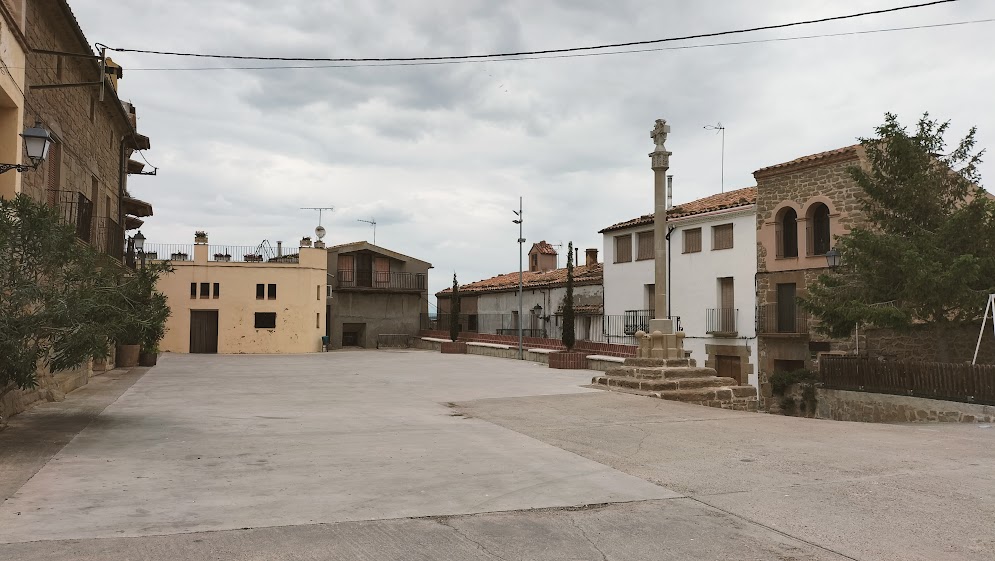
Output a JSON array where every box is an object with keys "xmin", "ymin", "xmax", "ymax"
[
  {"xmin": 636, "ymin": 231, "xmax": 654, "ymax": 260},
  {"xmin": 712, "ymin": 223, "xmax": 734, "ymax": 250},
  {"xmin": 682, "ymin": 228, "xmax": 701, "ymax": 253},
  {"xmin": 614, "ymin": 234, "xmax": 632, "ymax": 263}
]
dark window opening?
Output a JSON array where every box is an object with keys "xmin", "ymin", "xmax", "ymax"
[
  {"xmin": 256, "ymin": 283, "xmax": 264, "ymax": 299},
  {"xmin": 811, "ymin": 203, "xmax": 831, "ymax": 256},
  {"xmin": 778, "ymin": 208, "xmax": 798, "ymax": 258},
  {"xmin": 190, "ymin": 282, "xmax": 196, "ymax": 298},
  {"xmin": 267, "ymin": 284, "xmax": 277, "ymax": 299},
  {"xmin": 213, "ymin": 283, "xmax": 220, "ymax": 299},
  {"xmin": 776, "ymin": 283, "xmax": 797, "ymax": 333},
  {"xmin": 254, "ymin": 312, "xmax": 277, "ymax": 329},
  {"xmin": 200, "ymin": 282, "xmax": 210, "ymax": 299}
]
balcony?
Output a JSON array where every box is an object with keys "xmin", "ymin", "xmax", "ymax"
[
  {"xmin": 335, "ymin": 269, "xmax": 427, "ymax": 292},
  {"xmin": 757, "ymin": 303, "xmax": 808, "ymax": 335},
  {"xmin": 142, "ymin": 244, "xmax": 301, "ymax": 264},
  {"xmin": 47, "ymin": 189, "xmax": 124, "ymax": 260},
  {"xmin": 706, "ymin": 308, "xmax": 738, "ymax": 335}
]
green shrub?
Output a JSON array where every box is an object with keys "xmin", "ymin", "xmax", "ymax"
[{"xmin": 769, "ymin": 368, "xmax": 819, "ymax": 396}]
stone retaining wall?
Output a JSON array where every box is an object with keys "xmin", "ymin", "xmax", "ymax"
[{"xmin": 816, "ymin": 388, "xmax": 995, "ymax": 423}]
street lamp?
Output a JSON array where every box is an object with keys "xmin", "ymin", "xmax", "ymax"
[
  {"xmin": 513, "ymin": 197, "xmax": 524, "ymax": 359},
  {"xmin": 0, "ymin": 122, "xmax": 53, "ymax": 174},
  {"xmin": 825, "ymin": 246, "xmax": 841, "ymax": 269},
  {"xmin": 132, "ymin": 230, "xmax": 146, "ymax": 269}
]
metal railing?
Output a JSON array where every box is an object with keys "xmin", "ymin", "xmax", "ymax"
[
  {"xmin": 706, "ymin": 308, "xmax": 739, "ymax": 334},
  {"xmin": 47, "ymin": 190, "xmax": 123, "ymax": 260},
  {"xmin": 757, "ymin": 303, "xmax": 807, "ymax": 334},
  {"xmin": 420, "ymin": 313, "xmax": 681, "ymax": 346},
  {"xmin": 142, "ymin": 243, "xmax": 301, "ymax": 263},
  {"xmin": 821, "ymin": 356, "xmax": 995, "ymax": 406},
  {"xmin": 622, "ymin": 310, "xmax": 681, "ymax": 334},
  {"xmin": 336, "ymin": 269, "xmax": 427, "ymax": 291}
]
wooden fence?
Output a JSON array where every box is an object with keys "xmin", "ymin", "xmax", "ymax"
[{"xmin": 820, "ymin": 356, "xmax": 995, "ymax": 406}]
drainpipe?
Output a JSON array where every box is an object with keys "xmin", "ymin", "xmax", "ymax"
[{"xmin": 118, "ymin": 136, "xmax": 128, "ymax": 261}]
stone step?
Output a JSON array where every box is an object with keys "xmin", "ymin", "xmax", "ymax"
[
  {"xmin": 622, "ymin": 357, "xmax": 696, "ymax": 368},
  {"xmin": 592, "ymin": 375, "xmax": 739, "ymax": 392},
  {"xmin": 605, "ymin": 366, "xmax": 719, "ymax": 380}
]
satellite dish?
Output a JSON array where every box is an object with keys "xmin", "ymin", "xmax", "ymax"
[{"xmin": 315, "ymin": 225, "xmax": 326, "ymax": 240}]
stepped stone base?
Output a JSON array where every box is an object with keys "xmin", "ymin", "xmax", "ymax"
[{"xmin": 591, "ymin": 357, "xmax": 758, "ymax": 411}]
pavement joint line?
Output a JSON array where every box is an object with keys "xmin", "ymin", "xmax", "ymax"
[
  {"xmin": 686, "ymin": 496, "xmax": 860, "ymax": 561},
  {"xmin": 0, "ymin": 498, "xmax": 691, "ymax": 546},
  {"xmin": 435, "ymin": 517, "xmax": 513, "ymax": 561},
  {"xmin": 0, "ymin": 367, "xmax": 149, "ymax": 507}
]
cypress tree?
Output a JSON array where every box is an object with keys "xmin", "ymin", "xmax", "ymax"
[
  {"xmin": 449, "ymin": 274, "xmax": 461, "ymax": 342},
  {"xmin": 562, "ymin": 242, "xmax": 575, "ymax": 350}
]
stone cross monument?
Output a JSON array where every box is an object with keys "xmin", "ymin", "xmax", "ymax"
[{"xmin": 635, "ymin": 119, "xmax": 686, "ymax": 359}]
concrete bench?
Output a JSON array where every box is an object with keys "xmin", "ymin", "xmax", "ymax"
[
  {"xmin": 421, "ymin": 337, "xmax": 451, "ymax": 343},
  {"xmin": 585, "ymin": 355, "xmax": 626, "ymax": 363},
  {"xmin": 467, "ymin": 342, "xmax": 512, "ymax": 350},
  {"xmin": 527, "ymin": 348, "xmax": 558, "ymax": 355}
]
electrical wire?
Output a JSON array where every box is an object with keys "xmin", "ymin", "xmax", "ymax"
[
  {"xmin": 123, "ymin": 18, "xmax": 995, "ymax": 72},
  {"xmin": 134, "ymin": 148, "xmax": 158, "ymax": 173},
  {"xmin": 106, "ymin": 0, "xmax": 959, "ymax": 63}
]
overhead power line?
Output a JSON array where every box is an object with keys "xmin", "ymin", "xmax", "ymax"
[
  {"xmin": 106, "ymin": 0, "xmax": 959, "ymax": 63},
  {"xmin": 124, "ymin": 19, "xmax": 994, "ymax": 72}
]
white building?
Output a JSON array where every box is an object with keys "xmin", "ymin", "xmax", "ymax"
[{"xmin": 600, "ymin": 187, "xmax": 758, "ymax": 386}]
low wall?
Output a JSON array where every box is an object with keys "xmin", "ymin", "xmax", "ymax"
[
  {"xmin": 816, "ymin": 388, "xmax": 995, "ymax": 423},
  {"xmin": 412, "ymin": 337, "xmax": 626, "ymax": 371},
  {"xmin": 419, "ymin": 330, "xmax": 637, "ymax": 358},
  {"xmin": 1, "ymin": 362, "xmax": 95, "ymax": 421}
]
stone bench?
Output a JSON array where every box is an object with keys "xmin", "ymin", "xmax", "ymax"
[
  {"xmin": 421, "ymin": 337, "xmax": 451, "ymax": 343},
  {"xmin": 467, "ymin": 342, "xmax": 513, "ymax": 350}
]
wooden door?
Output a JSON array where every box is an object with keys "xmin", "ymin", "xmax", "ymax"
[
  {"xmin": 776, "ymin": 283, "xmax": 797, "ymax": 333},
  {"xmin": 719, "ymin": 277, "xmax": 735, "ymax": 332},
  {"xmin": 190, "ymin": 310, "xmax": 219, "ymax": 353},
  {"xmin": 716, "ymin": 355, "xmax": 742, "ymax": 384},
  {"xmin": 356, "ymin": 253, "xmax": 373, "ymax": 287},
  {"xmin": 374, "ymin": 257, "xmax": 390, "ymax": 287}
]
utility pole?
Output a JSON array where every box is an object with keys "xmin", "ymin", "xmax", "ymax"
[{"xmin": 513, "ymin": 197, "xmax": 524, "ymax": 359}]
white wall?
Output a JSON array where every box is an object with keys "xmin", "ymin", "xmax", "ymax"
[
  {"xmin": 473, "ymin": 284, "xmax": 604, "ymax": 337},
  {"xmin": 603, "ymin": 227, "xmax": 654, "ymax": 316},
  {"xmin": 601, "ymin": 208, "xmax": 759, "ymax": 386}
]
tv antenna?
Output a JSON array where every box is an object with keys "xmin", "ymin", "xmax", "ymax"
[
  {"xmin": 704, "ymin": 122, "xmax": 726, "ymax": 193},
  {"xmin": 358, "ymin": 217, "xmax": 377, "ymax": 245},
  {"xmin": 301, "ymin": 207, "xmax": 334, "ymax": 241}
]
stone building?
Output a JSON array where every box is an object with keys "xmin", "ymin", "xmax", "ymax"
[
  {"xmin": 326, "ymin": 241, "xmax": 432, "ymax": 349},
  {"xmin": 754, "ymin": 145, "xmax": 866, "ymax": 400},
  {"xmin": 0, "ymin": 0, "xmax": 27, "ymax": 201}
]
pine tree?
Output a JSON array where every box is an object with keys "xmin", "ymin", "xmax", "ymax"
[
  {"xmin": 562, "ymin": 242, "xmax": 575, "ymax": 350},
  {"xmin": 449, "ymin": 274, "xmax": 461, "ymax": 342}
]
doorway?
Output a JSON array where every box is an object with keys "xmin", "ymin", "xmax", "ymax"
[
  {"xmin": 342, "ymin": 322, "xmax": 366, "ymax": 347},
  {"xmin": 190, "ymin": 310, "xmax": 219, "ymax": 353},
  {"xmin": 716, "ymin": 355, "xmax": 742, "ymax": 384}
]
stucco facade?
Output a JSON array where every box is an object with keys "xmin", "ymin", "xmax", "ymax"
[
  {"xmin": 600, "ymin": 188, "xmax": 759, "ymax": 384},
  {"xmin": 156, "ymin": 241, "xmax": 327, "ymax": 354},
  {"xmin": 326, "ymin": 241, "xmax": 432, "ymax": 349},
  {"xmin": 0, "ymin": 0, "xmax": 26, "ymax": 201}
]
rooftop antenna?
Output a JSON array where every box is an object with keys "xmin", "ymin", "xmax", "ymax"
[
  {"xmin": 358, "ymin": 217, "xmax": 377, "ymax": 245},
  {"xmin": 704, "ymin": 122, "xmax": 726, "ymax": 193},
  {"xmin": 301, "ymin": 207, "xmax": 334, "ymax": 241},
  {"xmin": 552, "ymin": 241, "xmax": 564, "ymax": 268}
]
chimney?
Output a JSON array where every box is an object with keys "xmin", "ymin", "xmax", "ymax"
[
  {"xmin": 277, "ymin": 241, "xmax": 283, "ymax": 257},
  {"xmin": 585, "ymin": 248, "xmax": 598, "ymax": 266},
  {"xmin": 105, "ymin": 57, "xmax": 123, "ymax": 92},
  {"xmin": 574, "ymin": 247, "xmax": 579, "ymax": 265},
  {"xmin": 666, "ymin": 174, "xmax": 674, "ymax": 211}
]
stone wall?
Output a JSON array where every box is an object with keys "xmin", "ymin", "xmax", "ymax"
[{"xmin": 816, "ymin": 388, "xmax": 995, "ymax": 423}]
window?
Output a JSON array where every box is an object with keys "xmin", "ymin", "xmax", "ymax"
[
  {"xmin": 809, "ymin": 203, "xmax": 831, "ymax": 256},
  {"xmin": 254, "ymin": 312, "xmax": 277, "ymax": 329},
  {"xmin": 256, "ymin": 283, "xmax": 265, "ymax": 299},
  {"xmin": 614, "ymin": 234, "xmax": 632, "ymax": 263},
  {"xmin": 636, "ymin": 231, "xmax": 654, "ymax": 260},
  {"xmin": 530, "ymin": 253, "xmax": 538, "ymax": 271},
  {"xmin": 777, "ymin": 208, "xmax": 798, "ymax": 258},
  {"xmin": 682, "ymin": 228, "xmax": 702, "ymax": 253},
  {"xmin": 316, "ymin": 313, "xmax": 320, "ymax": 328},
  {"xmin": 267, "ymin": 284, "xmax": 277, "ymax": 300},
  {"xmin": 213, "ymin": 283, "xmax": 220, "ymax": 299},
  {"xmin": 317, "ymin": 285, "xmax": 321, "ymax": 301},
  {"xmin": 46, "ymin": 140, "xmax": 61, "ymax": 191},
  {"xmin": 776, "ymin": 283, "xmax": 797, "ymax": 333},
  {"xmin": 712, "ymin": 223, "xmax": 734, "ymax": 250},
  {"xmin": 200, "ymin": 282, "xmax": 210, "ymax": 299},
  {"xmin": 190, "ymin": 282, "xmax": 197, "ymax": 298}
]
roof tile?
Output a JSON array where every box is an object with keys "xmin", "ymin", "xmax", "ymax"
[
  {"xmin": 439, "ymin": 263, "xmax": 603, "ymax": 297},
  {"xmin": 599, "ymin": 186, "xmax": 756, "ymax": 233}
]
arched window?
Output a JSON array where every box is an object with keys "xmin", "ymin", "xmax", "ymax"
[
  {"xmin": 777, "ymin": 208, "xmax": 798, "ymax": 258},
  {"xmin": 809, "ymin": 203, "xmax": 831, "ymax": 256}
]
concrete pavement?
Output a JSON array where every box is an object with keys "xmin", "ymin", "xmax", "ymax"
[{"xmin": 1, "ymin": 350, "xmax": 991, "ymax": 559}]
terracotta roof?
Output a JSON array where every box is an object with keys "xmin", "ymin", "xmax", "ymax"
[
  {"xmin": 598, "ymin": 186, "xmax": 756, "ymax": 233},
  {"xmin": 530, "ymin": 240, "xmax": 558, "ymax": 255},
  {"xmin": 754, "ymin": 144, "xmax": 860, "ymax": 177},
  {"xmin": 438, "ymin": 263, "xmax": 603, "ymax": 297}
]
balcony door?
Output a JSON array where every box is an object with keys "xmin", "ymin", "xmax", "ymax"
[
  {"xmin": 776, "ymin": 283, "xmax": 797, "ymax": 333},
  {"xmin": 355, "ymin": 253, "xmax": 373, "ymax": 287},
  {"xmin": 718, "ymin": 277, "xmax": 735, "ymax": 332}
]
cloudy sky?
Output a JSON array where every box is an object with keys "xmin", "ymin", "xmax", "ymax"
[{"xmin": 72, "ymin": 0, "xmax": 995, "ymax": 302}]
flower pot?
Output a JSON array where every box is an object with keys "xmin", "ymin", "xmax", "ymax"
[
  {"xmin": 548, "ymin": 351, "xmax": 589, "ymax": 369},
  {"xmin": 139, "ymin": 351, "xmax": 158, "ymax": 367},
  {"xmin": 441, "ymin": 341, "xmax": 467, "ymax": 354},
  {"xmin": 116, "ymin": 344, "xmax": 140, "ymax": 367}
]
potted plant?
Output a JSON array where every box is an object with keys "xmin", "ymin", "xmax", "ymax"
[
  {"xmin": 114, "ymin": 262, "xmax": 173, "ymax": 368},
  {"xmin": 194, "ymin": 230, "xmax": 208, "ymax": 244},
  {"xmin": 139, "ymin": 292, "xmax": 170, "ymax": 366},
  {"xmin": 441, "ymin": 274, "xmax": 467, "ymax": 354},
  {"xmin": 300, "ymin": 236, "xmax": 312, "ymax": 248},
  {"xmin": 170, "ymin": 251, "xmax": 188, "ymax": 261},
  {"xmin": 213, "ymin": 252, "xmax": 231, "ymax": 262},
  {"xmin": 244, "ymin": 253, "xmax": 263, "ymax": 262},
  {"xmin": 550, "ymin": 242, "xmax": 587, "ymax": 369}
]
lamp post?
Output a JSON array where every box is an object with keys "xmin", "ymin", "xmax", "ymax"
[
  {"xmin": 0, "ymin": 122, "xmax": 53, "ymax": 174},
  {"xmin": 532, "ymin": 303, "xmax": 542, "ymax": 336},
  {"xmin": 132, "ymin": 230, "xmax": 146, "ymax": 270},
  {"xmin": 825, "ymin": 247, "xmax": 840, "ymax": 269},
  {"xmin": 513, "ymin": 197, "xmax": 524, "ymax": 359}
]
